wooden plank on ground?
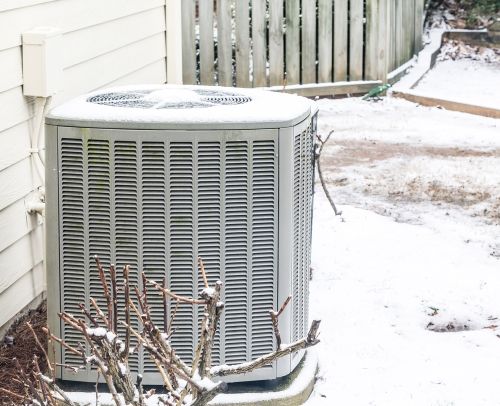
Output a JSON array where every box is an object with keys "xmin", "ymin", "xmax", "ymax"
[
  {"xmin": 393, "ymin": 90, "xmax": 500, "ymax": 119},
  {"xmin": 301, "ymin": 0, "xmax": 317, "ymax": 84},
  {"xmin": 181, "ymin": 0, "xmax": 196, "ymax": 84},
  {"xmin": 333, "ymin": 0, "xmax": 348, "ymax": 82},
  {"xmin": 365, "ymin": 0, "xmax": 379, "ymax": 80},
  {"xmin": 199, "ymin": 0, "xmax": 215, "ymax": 85},
  {"xmin": 318, "ymin": 0, "xmax": 333, "ymax": 83},
  {"xmin": 217, "ymin": 0, "xmax": 233, "ymax": 86},
  {"xmin": 266, "ymin": 80, "xmax": 383, "ymax": 97},
  {"xmin": 285, "ymin": 0, "xmax": 300, "ymax": 85},
  {"xmin": 252, "ymin": 0, "xmax": 267, "ymax": 87},
  {"xmin": 235, "ymin": 0, "xmax": 251, "ymax": 87},
  {"xmin": 349, "ymin": 0, "xmax": 364, "ymax": 81},
  {"xmin": 269, "ymin": 0, "xmax": 284, "ymax": 86}
]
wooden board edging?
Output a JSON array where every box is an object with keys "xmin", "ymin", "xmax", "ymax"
[
  {"xmin": 393, "ymin": 90, "xmax": 500, "ymax": 119},
  {"xmin": 265, "ymin": 80, "xmax": 383, "ymax": 98}
]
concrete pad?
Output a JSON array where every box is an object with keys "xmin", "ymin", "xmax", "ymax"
[{"xmin": 65, "ymin": 349, "xmax": 318, "ymax": 406}]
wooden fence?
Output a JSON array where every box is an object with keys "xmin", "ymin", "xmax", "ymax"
[{"xmin": 179, "ymin": 0, "xmax": 425, "ymax": 91}]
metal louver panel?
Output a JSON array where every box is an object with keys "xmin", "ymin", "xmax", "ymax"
[
  {"xmin": 224, "ymin": 141, "xmax": 250, "ymax": 365},
  {"xmin": 59, "ymin": 138, "xmax": 85, "ymax": 366},
  {"xmin": 197, "ymin": 141, "xmax": 222, "ymax": 365},
  {"xmin": 56, "ymin": 127, "xmax": 285, "ymax": 382},
  {"xmin": 141, "ymin": 142, "xmax": 167, "ymax": 372},
  {"xmin": 87, "ymin": 140, "xmax": 112, "ymax": 372},
  {"xmin": 113, "ymin": 141, "xmax": 141, "ymax": 370},
  {"xmin": 168, "ymin": 142, "xmax": 195, "ymax": 362},
  {"xmin": 292, "ymin": 125, "xmax": 314, "ymax": 344},
  {"xmin": 251, "ymin": 140, "xmax": 276, "ymax": 362}
]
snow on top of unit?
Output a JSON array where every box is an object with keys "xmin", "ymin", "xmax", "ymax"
[{"xmin": 47, "ymin": 84, "xmax": 314, "ymax": 129}]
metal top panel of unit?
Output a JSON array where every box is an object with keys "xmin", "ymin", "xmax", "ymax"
[{"xmin": 46, "ymin": 85, "xmax": 315, "ymax": 130}]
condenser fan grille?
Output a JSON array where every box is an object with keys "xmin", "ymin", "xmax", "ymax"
[{"xmin": 87, "ymin": 88, "xmax": 252, "ymax": 109}]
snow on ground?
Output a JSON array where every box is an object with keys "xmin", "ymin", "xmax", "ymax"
[
  {"xmin": 411, "ymin": 39, "xmax": 500, "ymax": 108},
  {"xmin": 316, "ymin": 97, "xmax": 500, "ymax": 257},
  {"xmin": 306, "ymin": 96, "xmax": 500, "ymax": 405},
  {"xmin": 414, "ymin": 59, "xmax": 500, "ymax": 108}
]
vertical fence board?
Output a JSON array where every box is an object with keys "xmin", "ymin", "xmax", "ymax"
[
  {"xmin": 181, "ymin": 0, "xmax": 196, "ymax": 84},
  {"xmin": 376, "ymin": 0, "xmax": 389, "ymax": 82},
  {"xmin": 349, "ymin": 0, "xmax": 364, "ymax": 81},
  {"xmin": 217, "ymin": 0, "xmax": 233, "ymax": 86},
  {"xmin": 365, "ymin": 0, "xmax": 378, "ymax": 80},
  {"xmin": 199, "ymin": 0, "xmax": 215, "ymax": 85},
  {"xmin": 395, "ymin": 0, "xmax": 403, "ymax": 66},
  {"xmin": 404, "ymin": 0, "xmax": 414, "ymax": 62},
  {"xmin": 285, "ymin": 0, "xmax": 300, "ymax": 84},
  {"xmin": 318, "ymin": 0, "xmax": 333, "ymax": 83},
  {"xmin": 235, "ymin": 0, "xmax": 251, "ymax": 87},
  {"xmin": 269, "ymin": 0, "xmax": 284, "ymax": 85},
  {"xmin": 388, "ymin": 0, "xmax": 396, "ymax": 71},
  {"xmin": 252, "ymin": 0, "xmax": 267, "ymax": 86},
  {"xmin": 414, "ymin": 0, "xmax": 424, "ymax": 54},
  {"xmin": 301, "ymin": 0, "xmax": 317, "ymax": 84},
  {"xmin": 402, "ymin": 0, "xmax": 410, "ymax": 62},
  {"xmin": 180, "ymin": 0, "xmax": 425, "ymax": 88},
  {"xmin": 408, "ymin": 0, "xmax": 416, "ymax": 58},
  {"xmin": 333, "ymin": 0, "xmax": 348, "ymax": 82}
]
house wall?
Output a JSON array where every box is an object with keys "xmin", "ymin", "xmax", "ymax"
[{"xmin": 0, "ymin": 0, "xmax": 168, "ymax": 330}]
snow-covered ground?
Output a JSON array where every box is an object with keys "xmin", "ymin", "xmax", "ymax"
[
  {"xmin": 414, "ymin": 59, "xmax": 500, "ymax": 108},
  {"xmin": 411, "ymin": 39, "xmax": 500, "ymax": 109},
  {"xmin": 306, "ymin": 97, "xmax": 500, "ymax": 405}
]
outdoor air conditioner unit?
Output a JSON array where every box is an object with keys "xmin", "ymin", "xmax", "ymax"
[{"xmin": 45, "ymin": 85, "xmax": 317, "ymax": 384}]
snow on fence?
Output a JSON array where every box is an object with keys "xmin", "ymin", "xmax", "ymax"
[{"xmin": 179, "ymin": 0, "xmax": 425, "ymax": 90}]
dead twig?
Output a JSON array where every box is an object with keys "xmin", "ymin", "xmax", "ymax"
[
  {"xmin": 146, "ymin": 278, "xmax": 208, "ymax": 305},
  {"xmin": 211, "ymin": 320, "xmax": 321, "ymax": 377},
  {"xmin": 316, "ymin": 130, "xmax": 342, "ymax": 216},
  {"xmin": 269, "ymin": 295, "xmax": 291, "ymax": 349}
]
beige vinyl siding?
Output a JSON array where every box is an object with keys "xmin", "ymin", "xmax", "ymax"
[{"xmin": 0, "ymin": 0, "xmax": 168, "ymax": 329}]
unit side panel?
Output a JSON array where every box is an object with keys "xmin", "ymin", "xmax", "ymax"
[
  {"xmin": 290, "ymin": 117, "xmax": 315, "ymax": 372},
  {"xmin": 45, "ymin": 124, "xmax": 63, "ymax": 377},
  {"xmin": 54, "ymin": 127, "xmax": 279, "ymax": 383},
  {"xmin": 276, "ymin": 125, "xmax": 294, "ymax": 377}
]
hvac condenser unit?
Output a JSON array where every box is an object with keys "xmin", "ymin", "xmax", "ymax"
[{"xmin": 46, "ymin": 85, "xmax": 317, "ymax": 384}]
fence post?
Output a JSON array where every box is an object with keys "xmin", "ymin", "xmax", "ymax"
[
  {"xmin": 166, "ymin": 0, "xmax": 183, "ymax": 84},
  {"xmin": 414, "ymin": 0, "xmax": 425, "ymax": 54}
]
